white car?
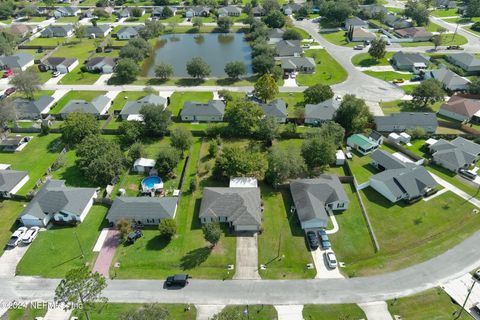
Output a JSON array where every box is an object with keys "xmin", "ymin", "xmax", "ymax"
[
  {"xmin": 302, "ymin": 44, "xmax": 310, "ymax": 49},
  {"xmin": 324, "ymin": 249, "xmax": 338, "ymax": 269},
  {"xmin": 52, "ymin": 71, "xmax": 61, "ymax": 78},
  {"xmin": 7, "ymin": 227, "xmax": 28, "ymax": 248},
  {"xmin": 22, "ymin": 226, "xmax": 40, "ymax": 244}
]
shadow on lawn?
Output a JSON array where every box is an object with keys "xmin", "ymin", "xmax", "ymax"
[
  {"xmin": 180, "ymin": 246, "xmax": 212, "ymax": 270},
  {"xmin": 145, "ymin": 235, "xmax": 170, "ymax": 251}
]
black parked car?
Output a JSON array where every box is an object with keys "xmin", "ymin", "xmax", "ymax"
[
  {"xmin": 306, "ymin": 231, "xmax": 319, "ymax": 250},
  {"xmin": 165, "ymin": 274, "xmax": 190, "ymax": 287},
  {"xmin": 126, "ymin": 230, "xmax": 143, "ymax": 244}
]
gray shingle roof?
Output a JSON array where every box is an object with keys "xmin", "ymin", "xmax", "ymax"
[
  {"xmin": 0, "ymin": 169, "xmax": 28, "ymax": 193},
  {"xmin": 181, "ymin": 100, "xmax": 225, "ymax": 117},
  {"xmin": 61, "ymin": 95, "xmax": 110, "ymax": 115},
  {"xmin": 448, "ymin": 53, "xmax": 480, "ymax": 70},
  {"xmin": 370, "ymin": 149, "xmax": 414, "ymax": 170},
  {"xmin": 42, "ymin": 24, "xmax": 74, "ymax": 37},
  {"xmin": 392, "ymin": 51, "xmax": 430, "ymax": 67},
  {"xmin": 429, "ymin": 68, "xmax": 470, "ymax": 88},
  {"xmin": 107, "ymin": 196, "xmax": 178, "ymax": 221},
  {"xmin": 268, "ymin": 28, "xmax": 284, "ymax": 39},
  {"xmin": 85, "ymin": 56, "xmax": 116, "ymax": 68},
  {"xmin": 345, "ymin": 16, "xmax": 368, "ymax": 27},
  {"xmin": 375, "ymin": 112, "xmax": 438, "ymax": 129},
  {"xmin": 13, "ymin": 95, "xmax": 54, "ymax": 116},
  {"xmin": 120, "ymin": 95, "xmax": 167, "ymax": 116},
  {"xmin": 276, "ymin": 40, "xmax": 302, "ymax": 56},
  {"xmin": 199, "ymin": 187, "xmax": 262, "ymax": 227},
  {"xmin": 430, "ymin": 137, "xmax": 480, "ymax": 170},
  {"xmin": 0, "ymin": 53, "xmax": 33, "ymax": 69},
  {"xmin": 218, "ymin": 5, "xmax": 242, "ymax": 15},
  {"xmin": 43, "ymin": 57, "xmax": 78, "ymax": 68},
  {"xmin": 260, "ymin": 99, "xmax": 287, "ymax": 117},
  {"xmin": 305, "ymin": 98, "xmax": 341, "ymax": 121},
  {"xmin": 280, "ymin": 57, "xmax": 315, "ymax": 70},
  {"xmin": 117, "ymin": 26, "xmax": 140, "ymax": 38},
  {"xmin": 85, "ymin": 25, "xmax": 110, "ymax": 36}
]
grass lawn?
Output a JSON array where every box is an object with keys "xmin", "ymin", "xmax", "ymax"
[
  {"xmin": 59, "ymin": 68, "xmax": 101, "ymax": 85},
  {"xmin": 320, "ymin": 30, "xmax": 358, "ymax": 47},
  {"xmin": 363, "ymin": 70, "xmax": 412, "ymax": 81},
  {"xmin": 111, "ymin": 91, "xmax": 155, "ymax": 112},
  {"xmin": 0, "ymin": 134, "xmax": 63, "ymax": 195},
  {"xmin": 303, "ymin": 304, "xmax": 366, "ymax": 320},
  {"xmin": 4, "ymin": 306, "xmax": 47, "ymax": 320},
  {"xmin": 111, "ymin": 139, "xmax": 237, "ymax": 279},
  {"xmin": 430, "ymin": 8, "xmax": 459, "ymax": 17},
  {"xmin": 18, "ymin": 48, "xmax": 47, "ymax": 60},
  {"xmin": 400, "ymin": 84, "xmax": 419, "ymax": 95},
  {"xmin": 387, "ymin": 288, "xmax": 471, "ymax": 320},
  {"xmin": 220, "ymin": 305, "xmax": 277, "ymax": 319},
  {"xmin": 168, "ymin": 92, "xmax": 213, "ymax": 117},
  {"xmin": 287, "ymin": 26, "xmax": 311, "ymax": 40},
  {"xmin": 16, "ymin": 205, "xmax": 109, "ymax": 278},
  {"xmin": 55, "ymin": 16, "xmax": 80, "ymax": 23},
  {"xmin": 445, "ymin": 16, "xmax": 480, "ymax": 24},
  {"xmin": 400, "ymin": 33, "xmax": 468, "ymax": 47},
  {"xmin": 0, "ymin": 200, "xmax": 26, "ymax": 251},
  {"xmin": 161, "ymin": 14, "xmax": 185, "ymax": 23},
  {"xmin": 72, "ymin": 303, "xmax": 196, "ymax": 320},
  {"xmin": 379, "ymin": 100, "xmax": 443, "ymax": 115},
  {"xmin": 27, "ymin": 37, "xmax": 67, "ymax": 47},
  {"xmin": 425, "ymin": 21, "xmax": 444, "ymax": 32},
  {"xmin": 296, "ymin": 49, "xmax": 348, "ymax": 86},
  {"xmin": 346, "ymin": 150, "xmax": 380, "ymax": 184},
  {"xmin": 351, "ymin": 52, "xmax": 394, "ymax": 67},
  {"xmin": 52, "ymin": 90, "xmax": 107, "ymax": 114},
  {"xmin": 27, "ymin": 65, "xmax": 52, "ymax": 84},
  {"xmin": 277, "ymin": 92, "xmax": 304, "ymax": 116},
  {"xmin": 50, "ymin": 149, "xmax": 95, "ymax": 188},
  {"xmin": 52, "ymin": 39, "xmax": 96, "ymax": 62}
]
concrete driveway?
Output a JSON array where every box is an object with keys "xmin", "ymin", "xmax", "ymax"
[
  {"xmin": 92, "ymin": 229, "xmax": 120, "ymax": 278},
  {"xmin": 442, "ymin": 274, "xmax": 480, "ymax": 319},
  {"xmin": 358, "ymin": 301, "xmax": 393, "ymax": 320},
  {"xmin": 233, "ymin": 234, "xmax": 260, "ymax": 280},
  {"xmin": 311, "ymin": 247, "xmax": 343, "ymax": 279},
  {"xmin": 0, "ymin": 245, "xmax": 30, "ymax": 277},
  {"xmin": 274, "ymin": 305, "xmax": 304, "ymax": 320}
]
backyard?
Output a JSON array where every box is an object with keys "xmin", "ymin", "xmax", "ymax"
[{"xmin": 319, "ymin": 30, "xmax": 358, "ymax": 47}]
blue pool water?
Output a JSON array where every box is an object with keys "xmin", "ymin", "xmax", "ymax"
[{"xmin": 142, "ymin": 176, "xmax": 162, "ymax": 189}]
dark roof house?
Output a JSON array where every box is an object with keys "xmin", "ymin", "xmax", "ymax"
[
  {"xmin": 106, "ymin": 196, "xmax": 178, "ymax": 225},
  {"xmin": 13, "ymin": 95, "xmax": 55, "ymax": 119},
  {"xmin": 180, "ymin": 100, "xmax": 225, "ymax": 122},
  {"xmin": 374, "ymin": 112, "xmax": 438, "ymax": 133},
  {"xmin": 120, "ymin": 95, "xmax": 167, "ymax": 120}
]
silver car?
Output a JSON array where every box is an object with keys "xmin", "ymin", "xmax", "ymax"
[
  {"xmin": 22, "ymin": 226, "xmax": 40, "ymax": 244},
  {"xmin": 324, "ymin": 249, "xmax": 338, "ymax": 269}
]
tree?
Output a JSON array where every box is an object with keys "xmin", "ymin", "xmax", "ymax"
[
  {"xmin": 155, "ymin": 146, "xmax": 181, "ymax": 175},
  {"xmin": 257, "ymin": 116, "xmax": 280, "ymax": 146},
  {"xmin": 252, "ymin": 54, "xmax": 275, "ymax": 74},
  {"xmin": 468, "ymin": 77, "xmax": 480, "ymax": 94},
  {"xmin": 303, "ymin": 84, "xmax": 334, "ymax": 104},
  {"xmin": 61, "ymin": 112, "xmax": 99, "ymax": 145},
  {"xmin": 154, "ymin": 0, "xmax": 170, "ymax": 5},
  {"xmin": 154, "ymin": 63, "xmax": 174, "ymax": 80},
  {"xmin": 162, "ymin": 6, "xmax": 173, "ymax": 18},
  {"xmin": 405, "ymin": 0, "xmax": 430, "ymax": 25},
  {"xmin": 119, "ymin": 120, "xmax": 144, "ymax": 146},
  {"xmin": 140, "ymin": 104, "xmax": 171, "ymax": 137},
  {"xmin": 0, "ymin": 30, "xmax": 19, "ymax": 56},
  {"xmin": 466, "ymin": 0, "xmax": 480, "ymax": 17},
  {"xmin": 127, "ymin": 142, "xmax": 145, "ymax": 164},
  {"xmin": 114, "ymin": 58, "xmax": 140, "ymax": 83},
  {"xmin": 263, "ymin": 0, "xmax": 281, "ymax": 14},
  {"xmin": 0, "ymin": 99, "xmax": 16, "ymax": 127},
  {"xmin": 213, "ymin": 145, "xmax": 267, "ymax": 179},
  {"xmin": 170, "ymin": 127, "xmax": 193, "ymax": 155},
  {"xmin": 264, "ymin": 10, "xmax": 285, "ymax": 28},
  {"xmin": 411, "ymin": 78, "xmax": 445, "ymax": 108},
  {"xmin": 265, "ymin": 146, "xmax": 306, "ymax": 187},
  {"xmin": 432, "ymin": 34, "xmax": 442, "ymax": 50},
  {"xmin": 120, "ymin": 304, "xmax": 170, "ymax": 320},
  {"xmin": 333, "ymin": 95, "xmax": 373, "ymax": 135},
  {"xmin": 116, "ymin": 218, "xmax": 132, "ymax": 240},
  {"xmin": 368, "ymin": 38, "xmax": 387, "ymax": 61},
  {"xmin": 224, "ymin": 61, "xmax": 246, "ymax": 79},
  {"xmin": 192, "ymin": 17, "xmax": 203, "ymax": 30},
  {"xmin": 224, "ymin": 100, "xmax": 264, "ymax": 136},
  {"xmin": 131, "ymin": 7, "xmax": 143, "ymax": 17},
  {"xmin": 93, "ymin": 8, "xmax": 110, "ymax": 18},
  {"xmin": 75, "ymin": 24, "xmax": 87, "ymax": 39},
  {"xmin": 119, "ymin": 45, "xmax": 145, "ymax": 62},
  {"xmin": 208, "ymin": 138, "xmax": 220, "ymax": 157},
  {"xmin": 140, "ymin": 20, "xmax": 165, "ymax": 39},
  {"xmin": 316, "ymin": 121, "xmax": 345, "ymax": 146},
  {"xmin": 9, "ymin": 70, "xmax": 41, "ymax": 99},
  {"xmin": 217, "ymin": 16, "xmax": 234, "ymax": 32},
  {"xmin": 202, "ymin": 222, "xmax": 221, "ymax": 247},
  {"xmin": 254, "ymin": 73, "xmax": 278, "ymax": 102},
  {"xmin": 55, "ymin": 266, "xmax": 107, "ymax": 320},
  {"xmin": 186, "ymin": 57, "xmax": 211, "ymax": 79},
  {"xmin": 301, "ymin": 138, "xmax": 336, "ymax": 171},
  {"xmin": 282, "ymin": 29, "xmax": 302, "ymax": 40},
  {"xmin": 159, "ymin": 218, "xmax": 177, "ymax": 239},
  {"xmin": 0, "ymin": 1, "xmax": 14, "ymax": 20},
  {"xmin": 320, "ymin": 0, "xmax": 354, "ymax": 26}
]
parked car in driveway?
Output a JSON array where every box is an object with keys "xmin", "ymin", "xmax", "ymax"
[
  {"xmin": 127, "ymin": 230, "xmax": 143, "ymax": 244},
  {"xmin": 306, "ymin": 231, "xmax": 319, "ymax": 250},
  {"xmin": 324, "ymin": 249, "xmax": 338, "ymax": 269},
  {"xmin": 4, "ymin": 87, "xmax": 16, "ymax": 96},
  {"xmin": 165, "ymin": 274, "xmax": 190, "ymax": 287},
  {"xmin": 446, "ymin": 45, "xmax": 462, "ymax": 50},
  {"xmin": 353, "ymin": 45, "xmax": 364, "ymax": 50},
  {"xmin": 474, "ymin": 269, "xmax": 480, "ymax": 281},
  {"xmin": 392, "ymin": 79, "xmax": 405, "ymax": 84},
  {"xmin": 459, "ymin": 168, "xmax": 477, "ymax": 181},
  {"xmin": 52, "ymin": 71, "xmax": 61, "ymax": 78},
  {"xmin": 7, "ymin": 227, "xmax": 28, "ymax": 248},
  {"xmin": 317, "ymin": 229, "xmax": 331, "ymax": 249},
  {"xmin": 2, "ymin": 69, "xmax": 13, "ymax": 78},
  {"xmin": 21, "ymin": 227, "xmax": 40, "ymax": 244}
]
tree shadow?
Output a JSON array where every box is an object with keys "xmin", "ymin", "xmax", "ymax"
[
  {"xmin": 180, "ymin": 246, "xmax": 212, "ymax": 270},
  {"xmin": 174, "ymin": 78, "xmax": 205, "ymax": 86},
  {"xmin": 46, "ymin": 136, "xmax": 63, "ymax": 153},
  {"xmin": 190, "ymin": 198, "xmax": 203, "ymax": 230},
  {"xmin": 145, "ymin": 234, "xmax": 170, "ymax": 251}
]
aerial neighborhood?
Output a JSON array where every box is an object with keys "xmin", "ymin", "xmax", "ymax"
[{"xmin": 2, "ymin": 0, "xmax": 480, "ymax": 318}]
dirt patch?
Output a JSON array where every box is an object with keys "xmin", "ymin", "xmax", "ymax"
[{"xmin": 211, "ymin": 242, "xmax": 224, "ymax": 254}]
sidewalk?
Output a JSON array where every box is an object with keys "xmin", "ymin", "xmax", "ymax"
[
  {"xmin": 429, "ymin": 172, "xmax": 480, "ymax": 208},
  {"xmin": 92, "ymin": 229, "xmax": 120, "ymax": 278}
]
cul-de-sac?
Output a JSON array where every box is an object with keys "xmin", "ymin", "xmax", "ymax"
[{"xmin": 2, "ymin": 0, "xmax": 480, "ymax": 319}]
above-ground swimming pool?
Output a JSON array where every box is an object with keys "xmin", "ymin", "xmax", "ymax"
[{"xmin": 141, "ymin": 176, "xmax": 164, "ymax": 192}]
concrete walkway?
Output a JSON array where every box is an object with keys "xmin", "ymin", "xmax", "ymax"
[
  {"xmin": 358, "ymin": 301, "xmax": 393, "ymax": 320},
  {"xmin": 274, "ymin": 305, "xmax": 304, "ymax": 320},
  {"xmin": 51, "ymin": 89, "xmax": 69, "ymax": 105},
  {"xmin": 94, "ymin": 74, "xmax": 113, "ymax": 86},
  {"xmin": 93, "ymin": 228, "xmax": 110, "ymax": 252},
  {"xmin": 325, "ymin": 212, "xmax": 339, "ymax": 235},
  {"xmin": 44, "ymin": 74, "xmax": 66, "ymax": 85},
  {"xmin": 233, "ymin": 234, "xmax": 260, "ymax": 280},
  {"xmin": 92, "ymin": 229, "xmax": 120, "ymax": 278},
  {"xmin": 43, "ymin": 308, "xmax": 72, "ymax": 320},
  {"xmin": 0, "ymin": 245, "xmax": 30, "ymax": 277},
  {"xmin": 195, "ymin": 305, "xmax": 225, "ymax": 320},
  {"xmin": 429, "ymin": 172, "xmax": 480, "ymax": 208}
]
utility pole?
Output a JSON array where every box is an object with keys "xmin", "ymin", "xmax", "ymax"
[
  {"xmin": 454, "ymin": 279, "xmax": 476, "ymax": 319},
  {"xmin": 453, "ymin": 22, "xmax": 459, "ymax": 41},
  {"xmin": 74, "ymin": 231, "xmax": 85, "ymax": 262}
]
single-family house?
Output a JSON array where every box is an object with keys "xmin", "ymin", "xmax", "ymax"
[
  {"xmin": 132, "ymin": 158, "xmax": 156, "ymax": 173},
  {"xmin": 290, "ymin": 175, "xmax": 349, "ymax": 230},
  {"xmin": 276, "ymin": 40, "xmax": 302, "ymax": 57},
  {"xmin": 349, "ymin": 27, "xmax": 376, "ymax": 42},
  {"xmin": 85, "ymin": 25, "xmax": 111, "ymax": 38},
  {"xmin": 180, "ymin": 100, "xmax": 225, "ymax": 122},
  {"xmin": 438, "ymin": 94, "xmax": 480, "ymax": 122},
  {"xmin": 446, "ymin": 53, "xmax": 480, "ymax": 74},
  {"xmin": 268, "ymin": 28, "xmax": 284, "ymax": 44},
  {"xmin": 13, "ymin": 95, "xmax": 55, "ymax": 119},
  {"xmin": 0, "ymin": 136, "xmax": 32, "ymax": 152},
  {"xmin": 19, "ymin": 179, "xmax": 97, "ymax": 227},
  {"xmin": 374, "ymin": 112, "xmax": 438, "ymax": 133},
  {"xmin": 41, "ymin": 25, "xmax": 74, "ymax": 38},
  {"xmin": 347, "ymin": 134, "xmax": 379, "ymax": 155},
  {"xmin": 59, "ymin": 95, "xmax": 111, "ymax": 118},
  {"xmin": 436, "ymin": 0, "xmax": 457, "ymax": 9},
  {"xmin": 395, "ymin": 27, "xmax": 433, "ymax": 42},
  {"xmin": 260, "ymin": 99, "xmax": 288, "ymax": 123},
  {"xmin": 10, "ymin": 24, "xmax": 35, "ymax": 38},
  {"xmin": 151, "ymin": 6, "xmax": 177, "ymax": 19},
  {"xmin": 218, "ymin": 5, "xmax": 242, "ymax": 17},
  {"xmin": 384, "ymin": 13, "xmax": 412, "ymax": 29},
  {"xmin": 0, "ymin": 53, "xmax": 34, "ymax": 71},
  {"xmin": 120, "ymin": 95, "xmax": 167, "ymax": 120},
  {"xmin": 345, "ymin": 16, "xmax": 368, "ymax": 30},
  {"xmin": 425, "ymin": 68, "xmax": 470, "ymax": 91},
  {"xmin": 429, "ymin": 137, "xmax": 480, "ymax": 172},
  {"xmin": 106, "ymin": 196, "xmax": 178, "ymax": 226},
  {"xmin": 85, "ymin": 57, "xmax": 116, "ymax": 74},
  {"xmin": 282, "ymin": 3, "xmax": 302, "ymax": 15},
  {"xmin": 252, "ymin": 6, "xmax": 266, "ymax": 16},
  {"xmin": 358, "ymin": 4, "xmax": 387, "ymax": 19},
  {"xmin": 199, "ymin": 183, "xmax": 262, "ymax": 232},
  {"xmin": 185, "ymin": 6, "xmax": 210, "ymax": 18},
  {"xmin": 369, "ymin": 130, "xmax": 384, "ymax": 145},
  {"xmin": 304, "ymin": 97, "xmax": 342, "ymax": 125},
  {"xmin": 280, "ymin": 56, "xmax": 315, "ymax": 74},
  {"xmin": 53, "ymin": 6, "xmax": 80, "ymax": 18},
  {"xmin": 0, "ymin": 169, "xmax": 29, "ymax": 199},
  {"xmin": 40, "ymin": 57, "xmax": 79, "ymax": 74},
  {"xmin": 370, "ymin": 149, "xmax": 415, "ymax": 171},
  {"xmin": 391, "ymin": 51, "xmax": 430, "ymax": 73},
  {"xmin": 116, "ymin": 7, "xmax": 146, "ymax": 18},
  {"xmin": 116, "ymin": 26, "xmax": 140, "ymax": 40}
]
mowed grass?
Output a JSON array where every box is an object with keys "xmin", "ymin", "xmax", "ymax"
[
  {"xmin": 387, "ymin": 288, "xmax": 471, "ymax": 320},
  {"xmin": 0, "ymin": 134, "xmax": 63, "ymax": 195},
  {"xmin": 430, "ymin": 8, "xmax": 459, "ymax": 17},
  {"xmin": 0, "ymin": 201, "xmax": 26, "ymax": 252},
  {"xmin": 303, "ymin": 304, "xmax": 367, "ymax": 320},
  {"xmin": 168, "ymin": 92, "xmax": 213, "ymax": 117},
  {"xmin": 320, "ymin": 30, "xmax": 358, "ymax": 47},
  {"xmin": 4, "ymin": 306, "xmax": 47, "ymax": 320},
  {"xmin": 16, "ymin": 205, "xmax": 109, "ymax": 278},
  {"xmin": 276, "ymin": 92, "xmax": 304, "ymax": 116},
  {"xmin": 50, "ymin": 149, "xmax": 95, "ymax": 188},
  {"xmin": 51, "ymin": 90, "xmax": 107, "ymax": 114},
  {"xmin": 296, "ymin": 49, "xmax": 348, "ymax": 86},
  {"xmin": 111, "ymin": 91, "xmax": 155, "ymax": 111},
  {"xmin": 400, "ymin": 33, "xmax": 468, "ymax": 47},
  {"xmin": 363, "ymin": 70, "xmax": 412, "ymax": 81},
  {"xmin": 220, "ymin": 305, "xmax": 277, "ymax": 319},
  {"xmin": 351, "ymin": 52, "xmax": 395, "ymax": 67},
  {"xmin": 72, "ymin": 303, "xmax": 196, "ymax": 320},
  {"xmin": 111, "ymin": 139, "xmax": 237, "ymax": 279}
]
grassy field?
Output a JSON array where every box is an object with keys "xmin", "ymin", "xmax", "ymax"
[
  {"xmin": 400, "ymin": 33, "xmax": 468, "ymax": 47},
  {"xmin": 303, "ymin": 304, "xmax": 367, "ymax": 320},
  {"xmin": 0, "ymin": 201, "xmax": 26, "ymax": 252},
  {"xmin": 351, "ymin": 52, "xmax": 395, "ymax": 67},
  {"xmin": 52, "ymin": 90, "xmax": 107, "ymax": 114},
  {"xmin": 363, "ymin": 70, "xmax": 413, "ymax": 81},
  {"xmin": 55, "ymin": 16, "xmax": 80, "ymax": 23},
  {"xmin": 320, "ymin": 30, "xmax": 358, "ymax": 47},
  {"xmin": 27, "ymin": 37, "xmax": 67, "ymax": 47},
  {"xmin": 277, "ymin": 92, "xmax": 304, "ymax": 116},
  {"xmin": 387, "ymin": 288, "xmax": 471, "ymax": 320},
  {"xmin": 111, "ymin": 91, "xmax": 156, "ymax": 111},
  {"xmin": 72, "ymin": 303, "xmax": 196, "ymax": 320},
  {"xmin": 296, "ymin": 49, "xmax": 348, "ymax": 86},
  {"xmin": 4, "ymin": 306, "xmax": 47, "ymax": 320},
  {"xmin": 50, "ymin": 149, "xmax": 95, "ymax": 188},
  {"xmin": 0, "ymin": 134, "xmax": 62, "ymax": 195},
  {"xmin": 431, "ymin": 8, "xmax": 459, "ymax": 17},
  {"xmin": 220, "ymin": 305, "xmax": 277, "ymax": 319},
  {"xmin": 168, "ymin": 92, "xmax": 213, "ymax": 117},
  {"xmin": 59, "ymin": 69, "xmax": 101, "ymax": 85},
  {"xmin": 16, "ymin": 205, "xmax": 109, "ymax": 278},
  {"xmin": 379, "ymin": 100, "xmax": 443, "ymax": 115}
]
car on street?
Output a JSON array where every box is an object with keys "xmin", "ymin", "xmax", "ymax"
[
  {"xmin": 324, "ymin": 249, "xmax": 338, "ymax": 269},
  {"xmin": 353, "ymin": 45, "xmax": 364, "ymax": 50},
  {"xmin": 302, "ymin": 44, "xmax": 310, "ymax": 48},
  {"xmin": 296, "ymin": 17, "xmax": 304, "ymax": 21},
  {"xmin": 126, "ymin": 230, "xmax": 143, "ymax": 244},
  {"xmin": 7, "ymin": 227, "xmax": 28, "ymax": 248},
  {"xmin": 392, "ymin": 79, "xmax": 405, "ymax": 84},
  {"xmin": 21, "ymin": 226, "xmax": 40, "ymax": 244},
  {"xmin": 306, "ymin": 231, "xmax": 319, "ymax": 250},
  {"xmin": 165, "ymin": 274, "xmax": 190, "ymax": 287},
  {"xmin": 4, "ymin": 87, "xmax": 16, "ymax": 96},
  {"xmin": 52, "ymin": 71, "xmax": 61, "ymax": 77},
  {"xmin": 472, "ymin": 302, "xmax": 480, "ymax": 316},
  {"xmin": 2, "ymin": 69, "xmax": 13, "ymax": 78},
  {"xmin": 446, "ymin": 45, "xmax": 462, "ymax": 50}
]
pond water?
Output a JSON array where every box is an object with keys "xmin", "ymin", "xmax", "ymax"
[{"xmin": 143, "ymin": 33, "xmax": 253, "ymax": 78}]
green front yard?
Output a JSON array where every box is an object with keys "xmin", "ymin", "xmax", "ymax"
[
  {"xmin": 111, "ymin": 91, "xmax": 155, "ymax": 111},
  {"xmin": 26, "ymin": 37, "xmax": 67, "ymax": 47},
  {"xmin": 59, "ymin": 68, "xmax": 101, "ymax": 85},
  {"xmin": 363, "ymin": 70, "xmax": 412, "ymax": 82},
  {"xmin": 400, "ymin": 33, "xmax": 468, "ymax": 47},
  {"xmin": 351, "ymin": 52, "xmax": 395, "ymax": 67},
  {"xmin": 72, "ymin": 303, "xmax": 196, "ymax": 320},
  {"xmin": 55, "ymin": 16, "xmax": 80, "ymax": 23},
  {"xmin": 0, "ymin": 201, "xmax": 26, "ymax": 251},
  {"xmin": 3, "ymin": 306, "xmax": 47, "ymax": 320},
  {"xmin": 320, "ymin": 30, "xmax": 358, "ymax": 47},
  {"xmin": 296, "ymin": 49, "xmax": 348, "ymax": 86},
  {"xmin": 16, "ymin": 205, "xmax": 109, "ymax": 278},
  {"xmin": 168, "ymin": 92, "xmax": 213, "ymax": 117},
  {"xmin": 277, "ymin": 92, "xmax": 304, "ymax": 116},
  {"xmin": 220, "ymin": 305, "xmax": 277, "ymax": 319},
  {"xmin": 303, "ymin": 304, "xmax": 367, "ymax": 320},
  {"xmin": 430, "ymin": 8, "xmax": 459, "ymax": 17}
]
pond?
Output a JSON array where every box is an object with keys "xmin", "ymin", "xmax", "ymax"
[{"xmin": 143, "ymin": 33, "xmax": 253, "ymax": 78}]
